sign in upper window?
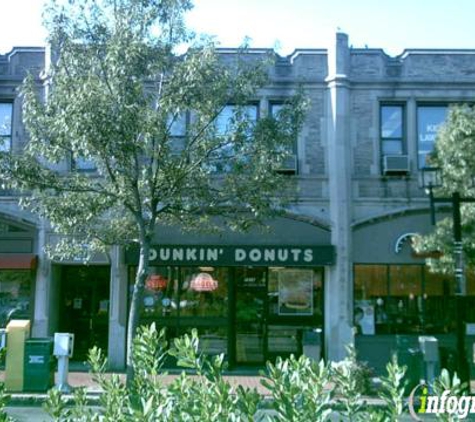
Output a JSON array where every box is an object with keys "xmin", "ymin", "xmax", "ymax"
[
  {"xmin": 0, "ymin": 103, "xmax": 13, "ymax": 152},
  {"xmin": 417, "ymin": 105, "xmax": 448, "ymax": 168}
]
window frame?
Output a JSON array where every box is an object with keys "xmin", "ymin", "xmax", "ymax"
[
  {"xmin": 379, "ymin": 103, "xmax": 406, "ymax": 157},
  {"xmin": 0, "ymin": 102, "xmax": 13, "ymax": 153}
]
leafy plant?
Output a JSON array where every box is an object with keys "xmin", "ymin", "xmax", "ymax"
[
  {"xmin": 331, "ymin": 345, "xmax": 371, "ymax": 421},
  {"xmin": 377, "ymin": 355, "xmax": 407, "ymax": 421},
  {"xmin": 0, "ymin": 384, "xmax": 13, "ymax": 422},
  {"xmin": 262, "ymin": 355, "xmax": 333, "ymax": 421},
  {"xmin": 431, "ymin": 369, "xmax": 467, "ymax": 422}
]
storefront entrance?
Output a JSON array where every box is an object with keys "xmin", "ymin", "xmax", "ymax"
[
  {"xmin": 59, "ymin": 266, "xmax": 110, "ymax": 360},
  {"xmin": 235, "ymin": 268, "xmax": 267, "ymax": 364},
  {"xmin": 131, "ymin": 263, "xmax": 324, "ymax": 368}
]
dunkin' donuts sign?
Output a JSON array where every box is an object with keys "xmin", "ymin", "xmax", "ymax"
[{"xmin": 125, "ymin": 245, "xmax": 335, "ymax": 267}]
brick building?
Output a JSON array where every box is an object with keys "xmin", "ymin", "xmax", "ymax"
[{"xmin": 1, "ymin": 33, "xmax": 474, "ymax": 371}]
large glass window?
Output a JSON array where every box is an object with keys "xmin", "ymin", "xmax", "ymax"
[
  {"xmin": 209, "ymin": 104, "xmax": 258, "ymax": 172},
  {"xmin": 353, "ymin": 264, "xmax": 473, "ymax": 335},
  {"xmin": 417, "ymin": 105, "xmax": 448, "ymax": 168},
  {"xmin": 0, "ymin": 270, "xmax": 32, "ymax": 326},
  {"xmin": 0, "ymin": 103, "xmax": 13, "ymax": 152},
  {"xmin": 133, "ymin": 266, "xmax": 229, "ymax": 320},
  {"xmin": 130, "ymin": 266, "xmax": 229, "ymax": 358},
  {"xmin": 380, "ymin": 105, "xmax": 404, "ymax": 155}
]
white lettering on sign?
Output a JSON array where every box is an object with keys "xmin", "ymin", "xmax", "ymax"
[
  {"xmin": 235, "ymin": 249, "xmax": 246, "ymax": 262},
  {"xmin": 234, "ymin": 248, "xmax": 315, "ymax": 264},
  {"xmin": 149, "ymin": 249, "xmax": 157, "ymax": 261},
  {"xmin": 29, "ymin": 356, "xmax": 44, "ymax": 364},
  {"xmin": 146, "ymin": 246, "xmax": 319, "ymax": 265},
  {"xmin": 150, "ymin": 247, "xmax": 222, "ymax": 262},
  {"xmin": 304, "ymin": 249, "xmax": 313, "ymax": 262},
  {"xmin": 264, "ymin": 249, "xmax": 275, "ymax": 261}
]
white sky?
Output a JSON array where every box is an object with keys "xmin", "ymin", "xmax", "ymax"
[{"xmin": 1, "ymin": 0, "xmax": 475, "ymax": 56}]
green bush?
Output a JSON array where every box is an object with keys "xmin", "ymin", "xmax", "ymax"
[{"xmin": 40, "ymin": 325, "xmax": 456, "ymax": 422}]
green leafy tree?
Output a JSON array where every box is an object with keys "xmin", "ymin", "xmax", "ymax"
[
  {"xmin": 413, "ymin": 105, "xmax": 475, "ymax": 274},
  {"xmin": 0, "ymin": 0, "xmax": 306, "ymax": 380}
]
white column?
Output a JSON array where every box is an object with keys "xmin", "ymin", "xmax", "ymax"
[
  {"xmin": 107, "ymin": 245, "xmax": 128, "ymax": 370},
  {"xmin": 324, "ymin": 32, "xmax": 354, "ymax": 362},
  {"xmin": 32, "ymin": 219, "xmax": 51, "ymax": 337}
]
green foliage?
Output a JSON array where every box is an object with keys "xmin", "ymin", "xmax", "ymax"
[
  {"xmin": 331, "ymin": 345, "xmax": 370, "ymax": 421},
  {"xmin": 0, "ymin": 384, "xmax": 13, "ymax": 422},
  {"xmin": 0, "ymin": 0, "xmax": 308, "ymax": 373},
  {"xmin": 262, "ymin": 355, "xmax": 333, "ymax": 421},
  {"xmin": 377, "ymin": 355, "xmax": 407, "ymax": 421},
  {"xmin": 413, "ymin": 104, "xmax": 475, "ymax": 273},
  {"xmin": 46, "ymin": 330, "xmax": 475, "ymax": 421},
  {"xmin": 432, "ymin": 369, "xmax": 467, "ymax": 422}
]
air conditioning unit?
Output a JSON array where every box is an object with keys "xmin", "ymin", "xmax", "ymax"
[
  {"xmin": 277, "ymin": 154, "xmax": 297, "ymax": 174},
  {"xmin": 383, "ymin": 155, "xmax": 410, "ymax": 174}
]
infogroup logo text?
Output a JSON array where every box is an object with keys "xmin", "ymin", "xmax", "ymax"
[{"xmin": 409, "ymin": 384, "xmax": 475, "ymax": 420}]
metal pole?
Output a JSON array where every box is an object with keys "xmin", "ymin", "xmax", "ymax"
[{"xmin": 452, "ymin": 192, "xmax": 469, "ymax": 385}]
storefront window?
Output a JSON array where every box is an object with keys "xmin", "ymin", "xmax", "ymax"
[
  {"xmin": 268, "ymin": 267, "xmax": 323, "ymax": 322},
  {"xmin": 354, "ymin": 264, "xmax": 461, "ymax": 335},
  {"xmin": 0, "ymin": 270, "xmax": 31, "ymax": 326},
  {"xmin": 131, "ymin": 266, "xmax": 229, "ymax": 319},
  {"xmin": 178, "ymin": 267, "xmax": 228, "ymax": 318}
]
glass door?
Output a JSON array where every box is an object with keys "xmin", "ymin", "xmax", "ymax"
[
  {"xmin": 235, "ymin": 268, "xmax": 267, "ymax": 364},
  {"xmin": 59, "ymin": 266, "xmax": 110, "ymax": 360}
]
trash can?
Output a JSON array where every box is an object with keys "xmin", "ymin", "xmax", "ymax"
[
  {"xmin": 302, "ymin": 328, "xmax": 322, "ymax": 362},
  {"xmin": 23, "ymin": 338, "xmax": 54, "ymax": 392},
  {"xmin": 395, "ymin": 336, "xmax": 423, "ymax": 393}
]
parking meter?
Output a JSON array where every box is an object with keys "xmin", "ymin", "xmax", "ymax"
[
  {"xmin": 54, "ymin": 333, "xmax": 74, "ymax": 393},
  {"xmin": 419, "ymin": 336, "xmax": 439, "ymax": 384}
]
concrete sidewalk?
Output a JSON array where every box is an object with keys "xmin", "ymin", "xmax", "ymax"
[{"xmin": 0, "ymin": 369, "xmax": 270, "ymax": 404}]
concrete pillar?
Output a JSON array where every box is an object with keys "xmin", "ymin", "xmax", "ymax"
[
  {"xmin": 107, "ymin": 245, "xmax": 128, "ymax": 370},
  {"xmin": 32, "ymin": 219, "xmax": 51, "ymax": 337},
  {"xmin": 324, "ymin": 32, "xmax": 354, "ymax": 362}
]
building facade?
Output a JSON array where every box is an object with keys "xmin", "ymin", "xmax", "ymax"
[{"xmin": 1, "ymin": 33, "xmax": 475, "ymax": 371}]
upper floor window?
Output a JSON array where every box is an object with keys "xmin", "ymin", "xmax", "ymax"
[
  {"xmin": 215, "ymin": 104, "xmax": 257, "ymax": 136},
  {"xmin": 73, "ymin": 156, "xmax": 96, "ymax": 172},
  {"xmin": 0, "ymin": 103, "xmax": 13, "ymax": 152},
  {"xmin": 417, "ymin": 105, "xmax": 448, "ymax": 168},
  {"xmin": 209, "ymin": 104, "xmax": 258, "ymax": 173},
  {"xmin": 168, "ymin": 113, "xmax": 187, "ymax": 138},
  {"xmin": 380, "ymin": 104, "xmax": 405, "ymax": 156}
]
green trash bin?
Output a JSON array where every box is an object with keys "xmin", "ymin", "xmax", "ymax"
[
  {"xmin": 395, "ymin": 336, "xmax": 423, "ymax": 393},
  {"xmin": 23, "ymin": 338, "xmax": 54, "ymax": 392}
]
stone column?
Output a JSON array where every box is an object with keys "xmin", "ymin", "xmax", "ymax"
[
  {"xmin": 324, "ymin": 32, "xmax": 354, "ymax": 362},
  {"xmin": 107, "ymin": 245, "xmax": 128, "ymax": 370},
  {"xmin": 32, "ymin": 219, "xmax": 51, "ymax": 337}
]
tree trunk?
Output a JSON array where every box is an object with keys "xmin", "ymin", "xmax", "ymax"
[{"xmin": 125, "ymin": 238, "xmax": 150, "ymax": 384}]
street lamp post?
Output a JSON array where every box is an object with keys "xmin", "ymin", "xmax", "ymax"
[{"xmin": 421, "ymin": 167, "xmax": 474, "ymax": 385}]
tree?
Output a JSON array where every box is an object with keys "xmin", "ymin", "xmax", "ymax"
[
  {"xmin": 0, "ymin": 0, "xmax": 307, "ymax": 379},
  {"xmin": 413, "ymin": 105, "xmax": 475, "ymax": 274}
]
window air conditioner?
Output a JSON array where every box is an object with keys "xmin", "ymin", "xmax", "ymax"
[
  {"xmin": 277, "ymin": 154, "xmax": 297, "ymax": 174},
  {"xmin": 383, "ymin": 155, "xmax": 410, "ymax": 174}
]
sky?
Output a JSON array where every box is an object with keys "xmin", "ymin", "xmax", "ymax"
[{"xmin": 1, "ymin": 0, "xmax": 475, "ymax": 57}]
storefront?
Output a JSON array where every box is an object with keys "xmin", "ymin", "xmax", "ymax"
[
  {"xmin": 0, "ymin": 217, "xmax": 37, "ymax": 328},
  {"xmin": 55, "ymin": 265, "xmax": 110, "ymax": 361},
  {"xmin": 124, "ymin": 218, "xmax": 334, "ymax": 367},
  {"xmin": 353, "ymin": 211, "xmax": 475, "ymax": 374}
]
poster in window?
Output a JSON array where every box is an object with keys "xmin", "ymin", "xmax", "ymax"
[
  {"xmin": 354, "ymin": 300, "xmax": 375, "ymax": 335},
  {"xmin": 278, "ymin": 270, "xmax": 313, "ymax": 315}
]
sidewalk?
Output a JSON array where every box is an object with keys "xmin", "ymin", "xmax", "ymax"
[{"xmin": 0, "ymin": 369, "xmax": 270, "ymax": 404}]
